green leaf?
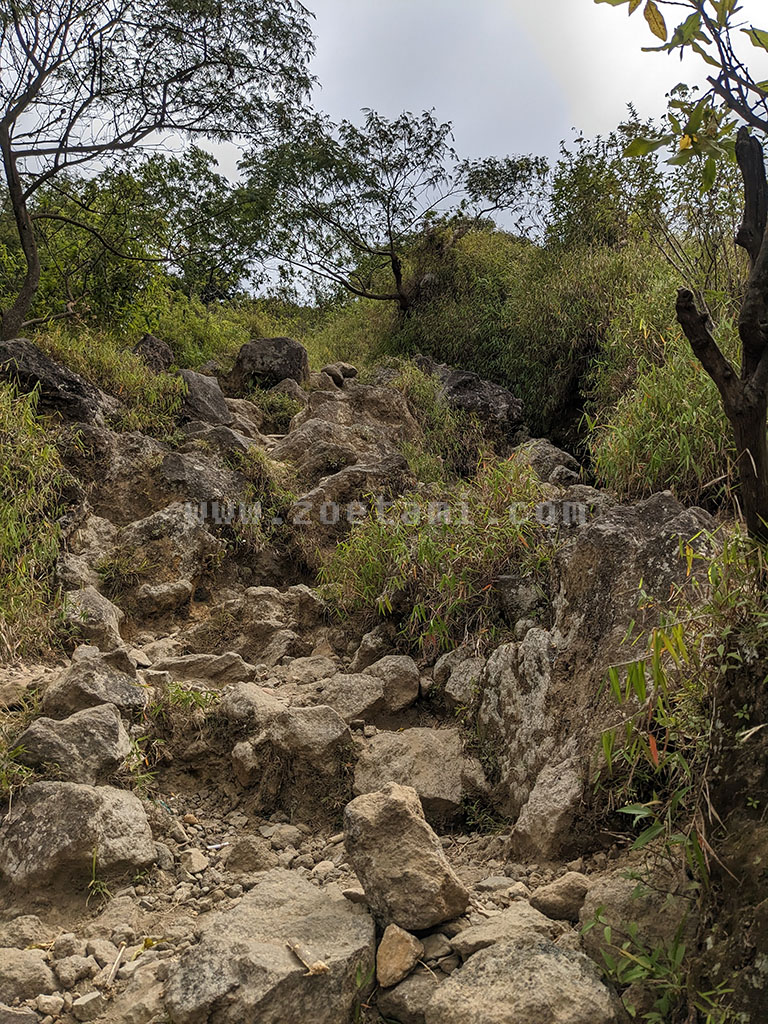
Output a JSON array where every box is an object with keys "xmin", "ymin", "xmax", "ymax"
[
  {"xmin": 742, "ymin": 27, "xmax": 768, "ymax": 51},
  {"xmin": 644, "ymin": 1, "xmax": 668, "ymax": 41},
  {"xmin": 631, "ymin": 821, "xmax": 665, "ymax": 850},
  {"xmin": 624, "ymin": 136, "xmax": 670, "ymax": 157},
  {"xmin": 701, "ymin": 156, "xmax": 717, "ymax": 194}
]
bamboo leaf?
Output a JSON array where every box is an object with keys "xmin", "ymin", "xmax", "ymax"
[{"xmin": 644, "ymin": 1, "xmax": 668, "ymax": 41}]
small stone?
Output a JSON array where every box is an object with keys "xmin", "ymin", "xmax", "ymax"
[
  {"xmin": 72, "ymin": 991, "xmax": 106, "ymax": 1021},
  {"xmin": 54, "ymin": 954, "xmax": 94, "ymax": 988},
  {"xmin": 183, "ymin": 813, "xmax": 198, "ymax": 825},
  {"xmin": 53, "ymin": 932, "xmax": 82, "ymax": 959},
  {"xmin": 530, "ymin": 871, "xmax": 591, "ymax": 922},
  {"xmin": 439, "ymin": 954, "xmax": 461, "ymax": 975},
  {"xmin": 36, "ymin": 995, "xmax": 65, "ymax": 1016},
  {"xmin": 311, "ymin": 860, "xmax": 335, "ymax": 880},
  {"xmin": 224, "ymin": 837, "xmax": 278, "ymax": 874},
  {"xmin": 421, "ymin": 933, "xmax": 452, "ymax": 962},
  {"xmin": 377, "ymin": 925, "xmax": 424, "ymax": 988},
  {"xmin": 85, "ymin": 939, "xmax": 119, "ymax": 968},
  {"xmin": 180, "ymin": 849, "xmax": 209, "ymax": 874},
  {"xmin": 475, "ymin": 876, "xmax": 516, "ymax": 893},
  {"xmin": 0, "ymin": 1006, "xmax": 39, "ymax": 1024}
]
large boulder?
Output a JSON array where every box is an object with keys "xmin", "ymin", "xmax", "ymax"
[
  {"xmin": 414, "ymin": 357, "xmax": 524, "ymax": 436},
  {"xmin": 179, "ymin": 369, "xmax": 233, "ymax": 426},
  {"xmin": 228, "ymin": 338, "xmax": 310, "ymax": 392},
  {"xmin": 0, "ymin": 338, "xmax": 117, "ymax": 424},
  {"xmin": 0, "ymin": 783, "xmax": 155, "ymax": 887},
  {"xmin": 353, "ymin": 728, "xmax": 483, "ymax": 823},
  {"xmin": 15, "ymin": 704, "xmax": 131, "ymax": 784},
  {"xmin": 41, "ymin": 647, "xmax": 147, "ymax": 719},
  {"xmin": 344, "ymin": 784, "xmax": 470, "ymax": 930},
  {"xmin": 364, "ymin": 655, "xmax": 420, "ymax": 712},
  {"xmin": 424, "ymin": 940, "xmax": 621, "ymax": 1024},
  {"xmin": 164, "ymin": 869, "xmax": 375, "ymax": 1024},
  {"xmin": 291, "ymin": 383, "xmax": 420, "ymax": 442},
  {"xmin": 0, "ymin": 948, "xmax": 57, "ymax": 1002}
]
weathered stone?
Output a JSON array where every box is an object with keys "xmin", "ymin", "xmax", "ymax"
[
  {"xmin": 154, "ymin": 652, "xmax": 259, "ymax": 683},
  {"xmin": 579, "ymin": 867, "xmax": 698, "ymax": 964},
  {"xmin": 228, "ymin": 337, "xmax": 310, "ymax": 392},
  {"xmin": 348, "ymin": 626, "xmax": 394, "ymax": 673},
  {"xmin": 164, "ymin": 869, "xmax": 375, "ymax": 1024},
  {"xmin": 225, "ymin": 397, "xmax": 264, "ymax": 438},
  {"xmin": 377, "ymin": 924, "xmax": 424, "ymax": 988},
  {"xmin": 353, "ymin": 729, "xmax": 474, "ymax": 822},
  {"xmin": 0, "ymin": 1004, "xmax": 40, "ymax": 1024},
  {"xmin": 72, "ymin": 991, "xmax": 107, "ymax": 1021},
  {"xmin": 224, "ymin": 837, "xmax": 279, "ymax": 874},
  {"xmin": 443, "ymin": 658, "xmax": 484, "ymax": 711},
  {"xmin": 0, "ymin": 948, "xmax": 57, "ymax": 1002},
  {"xmin": 344, "ymin": 784, "xmax": 470, "ymax": 930},
  {"xmin": 55, "ymin": 954, "xmax": 94, "ymax": 988},
  {"xmin": 179, "ymin": 369, "xmax": 232, "ymax": 426},
  {"xmin": 508, "ymin": 760, "xmax": 583, "ymax": 860},
  {"xmin": 118, "ymin": 503, "xmax": 224, "ymax": 592},
  {"xmin": 180, "ymin": 849, "xmax": 209, "ymax": 874},
  {"xmin": 424, "ymin": 940, "xmax": 621, "ymax": 1024},
  {"xmin": 0, "ymin": 782, "xmax": 155, "ymax": 886},
  {"xmin": 62, "ymin": 586, "xmax": 125, "ymax": 650},
  {"xmin": 299, "ymin": 672, "xmax": 385, "ymax": 723},
  {"xmin": 450, "ymin": 902, "xmax": 557, "ymax": 959},
  {"xmin": 530, "ymin": 872, "xmax": 591, "ymax": 922},
  {"xmin": 0, "ymin": 338, "xmax": 116, "ymax": 424},
  {"xmin": 135, "ymin": 579, "xmax": 194, "ymax": 616},
  {"xmin": 514, "ymin": 438, "xmax": 581, "ymax": 484},
  {"xmin": 377, "ymin": 971, "xmax": 443, "ymax": 1024},
  {"xmin": 132, "ymin": 334, "xmax": 174, "ymax": 373},
  {"xmin": 365, "ymin": 655, "xmax": 420, "ymax": 712},
  {"xmin": 16, "ymin": 703, "xmax": 131, "ymax": 784},
  {"xmin": 42, "ymin": 649, "xmax": 147, "ymax": 719},
  {"xmin": 0, "ymin": 916, "xmax": 50, "ymax": 949}
]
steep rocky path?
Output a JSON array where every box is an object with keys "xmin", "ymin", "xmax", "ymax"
[{"xmin": 0, "ymin": 336, "xmax": 735, "ymax": 1023}]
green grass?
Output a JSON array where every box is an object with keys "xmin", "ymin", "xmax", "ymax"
[
  {"xmin": 319, "ymin": 453, "xmax": 557, "ymax": 655},
  {"xmin": 248, "ymin": 388, "xmax": 303, "ymax": 434},
  {"xmin": 0, "ymin": 383, "xmax": 70, "ymax": 660}
]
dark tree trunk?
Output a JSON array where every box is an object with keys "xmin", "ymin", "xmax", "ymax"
[
  {"xmin": 0, "ymin": 130, "xmax": 40, "ymax": 340},
  {"xmin": 676, "ymin": 127, "xmax": 768, "ymax": 542}
]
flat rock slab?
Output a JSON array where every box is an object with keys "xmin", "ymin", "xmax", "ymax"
[{"xmin": 164, "ymin": 869, "xmax": 375, "ymax": 1024}]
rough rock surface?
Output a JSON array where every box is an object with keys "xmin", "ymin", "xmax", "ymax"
[
  {"xmin": 179, "ymin": 369, "xmax": 233, "ymax": 426},
  {"xmin": 530, "ymin": 872, "xmax": 591, "ymax": 922},
  {"xmin": 424, "ymin": 940, "xmax": 621, "ymax": 1024},
  {"xmin": 164, "ymin": 870, "xmax": 374, "ymax": 1024},
  {"xmin": 344, "ymin": 784, "xmax": 470, "ymax": 929},
  {"xmin": 228, "ymin": 337, "xmax": 310, "ymax": 391},
  {"xmin": 0, "ymin": 783, "xmax": 155, "ymax": 886},
  {"xmin": 132, "ymin": 333, "xmax": 174, "ymax": 373},
  {"xmin": 41, "ymin": 648, "xmax": 146, "ymax": 719},
  {"xmin": 15, "ymin": 704, "xmax": 131, "ymax": 784},
  {"xmin": 450, "ymin": 901, "xmax": 557, "ymax": 959},
  {"xmin": 376, "ymin": 924, "xmax": 424, "ymax": 988}
]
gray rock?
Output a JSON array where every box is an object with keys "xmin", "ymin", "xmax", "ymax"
[
  {"xmin": 0, "ymin": 338, "xmax": 116, "ymax": 424},
  {"xmin": 164, "ymin": 869, "xmax": 375, "ymax": 1023},
  {"xmin": 0, "ymin": 1005, "xmax": 40, "ymax": 1024},
  {"xmin": 377, "ymin": 971, "xmax": 443, "ymax": 1024},
  {"xmin": 72, "ymin": 991, "xmax": 107, "ymax": 1021},
  {"xmin": 365, "ymin": 655, "xmax": 420, "ymax": 712},
  {"xmin": 224, "ymin": 837, "xmax": 279, "ymax": 874},
  {"xmin": 135, "ymin": 579, "xmax": 193, "ymax": 616},
  {"xmin": 514, "ymin": 438, "xmax": 581, "ymax": 483},
  {"xmin": 415, "ymin": 358, "xmax": 524, "ymax": 436},
  {"xmin": 61, "ymin": 586, "xmax": 125, "ymax": 650},
  {"xmin": 508, "ymin": 760, "xmax": 583, "ymax": 860},
  {"xmin": 348, "ymin": 626, "xmax": 394, "ymax": 673},
  {"xmin": 0, "ymin": 948, "xmax": 57, "ymax": 1002},
  {"xmin": 179, "ymin": 369, "xmax": 232, "ymax": 425},
  {"xmin": 42, "ymin": 648, "xmax": 147, "ymax": 719},
  {"xmin": 54, "ymin": 954, "xmax": 94, "ymax": 988},
  {"xmin": 450, "ymin": 902, "xmax": 557, "ymax": 959},
  {"xmin": 0, "ymin": 916, "xmax": 50, "ymax": 949},
  {"xmin": 225, "ymin": 397, "xmax": 264, "ymax": 438},
  {"xmin": 299, "ymin": 672, "xmax": 385, "ymax": 723},
  {"xmin": 16, "ymin": 704, "xmax": 131, "ymax": 784},
  {"xmin": 579, "ymin": 867, "xmax": 698, "ymax": 964},
  {"xmin": 530, "ymin": 872, "xmax": 591, "ymax": 922},
  {"xmin": 353, "ymin": 728, "xmax": 474, "ymax": 823},
  {"xmin": 132, "ymin": 334, "xmax": 174, "ymax": 373},
  {"xmin": 228, "ymin": 337, "xmax": 310, "ymax": 391},
  {"xmin": 344, "ymin": 784, "xmax": 470, "ymax": 930},
  {"xmin": 0, "ymin": 782, "xmax": 155, "ymax": 886},
  {"xmin": 118, "ymin": 503, "xmax": 224, "ymax": 593},
  {"xmin": 443, "ymin": 658, "xmax": 484, "ymax": 711},
  {"xmin": 424, "ymin": 940, "xmax": 621, "ymax": 1024},
  {"xmin": 153, "ymin": 652, "xmax": 258, "ymax": 683}
]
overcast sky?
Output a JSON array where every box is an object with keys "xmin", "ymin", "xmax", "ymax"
[{"xmin": 306, "ymin": 0, "xmax": 764, "ymax": 162}]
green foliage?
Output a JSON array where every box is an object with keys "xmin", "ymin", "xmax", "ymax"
[
  {"xmin": 248, "ymin": 388, "xmax": 303, "ymax": 434},
  {"xmin": 597, "ymin": 530, "xmax": 768, "ymax": 886},
  {"xmin": 0, "ymin": 383, "xmax": 70, "ymax": 660},
  {"xmin": 33, "ymin": 323, "xmax": 185, "ymax": 435},
  {"xmin": 320, "ymin": 455, "xmax": 556, "ymax": 654},
  {"xmin": 587, "ymin": 312, "xmax": 738, "ymax": 505},
  {"xmin": 96, "ymin": 552, "xmax": 153, "ymax": 600},
  {"xmin": 380, "ymin": 360, "xmax": 488, "ymax": 481}
]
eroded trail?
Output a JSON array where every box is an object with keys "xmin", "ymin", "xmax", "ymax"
[{"xmin": 0, "ymin": 339, "xmax": 747, "ymax": 1023}]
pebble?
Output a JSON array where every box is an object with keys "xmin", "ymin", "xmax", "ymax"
[{"xmin": 72, "ymin": 992, "xmax": 107, "ymax": 1022}]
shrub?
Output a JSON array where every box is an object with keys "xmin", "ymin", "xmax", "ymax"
[
  {"xmin": 319, "ymin": 454, "xmax": 557, "ymax": 655},
  {"xmin": 0, "ymin": 383, "xmax": 70, "ymax": 660},
  {"xmin": 248, "ymin": 388, "xmax": 303, "ymax": 434}
]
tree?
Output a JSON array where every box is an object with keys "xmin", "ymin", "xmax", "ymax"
[
  {"xmin": 596, "ymin": 0, "xmax": 768, "ymax": 539},
  {"xmin": 241, "ymin": 109, "xmax": 547, "ymax": 315},
  {"xmin": 0, "ymin": 0, "xmax": 313, "ymax": 339}
]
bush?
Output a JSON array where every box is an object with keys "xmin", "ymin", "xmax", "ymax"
[
  {"xmin": 0, "ymin": 383, "xmax": 70, "ymax": 660},
  {"xmin": 248, "ymin": 388, "xmax": 303, "ymax": 434},
  {"xmin": 319, "ymin": 454, "xmax": 557, "ymax": 655}
]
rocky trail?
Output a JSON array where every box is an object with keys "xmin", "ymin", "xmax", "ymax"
[{"xmin": 0, "ymin": 334, "xmax": 755, "ymax": 1023}]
